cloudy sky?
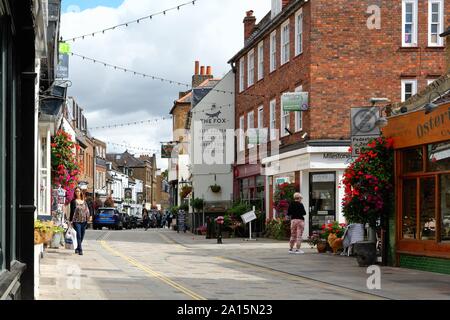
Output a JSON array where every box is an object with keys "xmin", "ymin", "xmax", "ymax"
[{"xmin": 60, "ymin": 0, "xmax": 271, "ymax": 170}]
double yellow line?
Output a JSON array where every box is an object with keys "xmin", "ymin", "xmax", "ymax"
[{"xmin": 100, "ymin": 240, "xmax": 206, "ymax": 300}]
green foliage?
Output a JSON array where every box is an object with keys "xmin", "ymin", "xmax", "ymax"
[
  {"xmin": 210, "ymin": 184, "xmax": 221, "ymax": 193},
  {"xmin": 343, "ymin": 136, "xmax": 394, "ymax": 228},
  {"xmin": 264, "ymin": 217, "xmax": 291, "ymax": 240},
  {"xmin": 273, "ymin": 182, "xmax": 299, "ymax": 214},
  {"xmin": 190, "ymin": 198, "xmax": 204, "ymax": 211},
  {"xmin": 179, "ymin": 203, "xmax": 189, "ymax": 211}
]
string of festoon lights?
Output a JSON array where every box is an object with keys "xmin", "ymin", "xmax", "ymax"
[
  {"xmin": 106, "ymin": 141, "xmax": 160, "ymax": 154},
  {"xmin": 71, "ymin": 52, "xmax": 266, "ymax": 98},
  {"xmin": 62, "ymin": 0, "xmax": 200, "ymax": 42},
  {"xmin": 89, "ymin": 115, "xmax": 173, "ymax": 130}
]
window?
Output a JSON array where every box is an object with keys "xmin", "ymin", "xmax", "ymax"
[
  {"xmin": 295, "ymin": 9, "xmax": 303, "ymax": 56},
  {"xmin": 239, "ymin": 58, "xmax": 245, "ymax": 93},
  {"xmin": 270, "ymin": 99, "xmax": 277, "ymax": 141},
  {"xmin": 429, "ymin": 0, "xmax": 444, "ymax": 46},
  {"xmin": 258, "ymin": 106, "xmax": 264, "ymax": 129},
  {"xmin": 281, "ymin": 20, "xmax": 290, "ymax": 65},
  {"xmin": 270, "ymin": 31, "xmax": 277, "ymax": 72},
  {"xmin": 247, "ymin": 111, "xmax": 255, "ymax": 149},
  {"xmin": 441, "ymin": 174, "xmax": 450, "ymax": 242},
  {"xmin": 271, "ymin": 0, "xmax": 282, "ymax": 19},
  {"xmin": 401, "ymin": 79, "xmax": 417, "ymax": 102},
  {"xmin": 247, "ymin": 49, "xmax": 255, "ymax": 87},
  {"xmin": 257, "ymin": 41, "xmax": 264, "ymax": 81},
  {"xmin": 402, "ymin": 0, "xmax": 418, "ymax": 47},
  {"xmin": 295, "ymin": 85, "xmax": 303, "ymax": 132},
  {"xmin": 281, "ymin": 105, "xmax": 290, "ymax": 138},
  {"xmin": 402, "ymin": 179, "xmax": 417, "ymax": 239},
  {"xmin": 239, "ymin": 115, "xmax": 245, "ymax": 151}
]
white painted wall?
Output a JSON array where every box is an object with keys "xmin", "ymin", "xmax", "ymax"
[{"xmin": 190, "ymin": 71, "xmax": 235, "ymax": 203}]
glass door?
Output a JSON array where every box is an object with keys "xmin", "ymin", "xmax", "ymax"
[{"xmin": 309, "ymin": 172, "xmax": 336, "ymax": 235}]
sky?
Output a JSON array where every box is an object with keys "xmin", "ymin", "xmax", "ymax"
[{"xmin": 59, "ymin": 0, "xmax": 271, "ymax": 171}]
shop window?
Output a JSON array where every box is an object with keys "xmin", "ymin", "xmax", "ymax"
[
  {"xmin": 420, "ymin": 178, "xmax": 436, "ymax": 240},
  {"xmin": 441, "ymin": 175, "xmax": 450, "ymax": 242},
  {"xmin": 428, "ymin": 141, "xmax": 450, "ymax": 172},
  {"xmin": 402, "ymin": 179, "xmax": 417, "ymax": 239},
  {"xmin": 402, "ymin": 147, "xmax": 423, "ymax": 173}
]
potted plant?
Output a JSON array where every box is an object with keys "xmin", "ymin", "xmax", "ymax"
[
  {"xmin": 50, "ymin": 226, "xmax": 65, "ymax": 248},
  {"xmin": 191, "ymin": 198, "xmax": 204, "ymax": 212},
  {"xmin": 210, "ymin": 184, "xmax": 221, "ymax": 193},
  {"xmin": 306, "ymin": 231, "xmax": 327, "ymax": 252}
]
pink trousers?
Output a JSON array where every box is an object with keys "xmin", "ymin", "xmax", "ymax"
[{"xmin": 290, "ymin": 219, "xmax": 305, "ymax": 248}]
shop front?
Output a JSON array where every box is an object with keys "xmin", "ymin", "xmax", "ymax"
[
  {"xmin": 233, "ymin": 164, "xmax": 265, "ymax": 211},
  {"xmin": 262, "ymin": 146, "xmax": 351, "ymax": 236},
  {"xmin": 383, "ymin": 102, "xmax": 450, "ymax": 273}
]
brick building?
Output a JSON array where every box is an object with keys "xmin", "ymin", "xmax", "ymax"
[{"xmin": 229, "ymin": 0, "xmax": 448, "ymax": 236}]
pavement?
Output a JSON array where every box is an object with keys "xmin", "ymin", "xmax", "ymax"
[{"xmin": 37, "ymin": 228, "xmax": 450, "ymax": 300}]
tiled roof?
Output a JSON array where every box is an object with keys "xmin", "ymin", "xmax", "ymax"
[
  {"xmin": 392, "ymin": 73, "xmax": 450, "ymax": 113},
  {"xmin": 106, "ymin": 151, "xmax": 145, "ymax": 168}
]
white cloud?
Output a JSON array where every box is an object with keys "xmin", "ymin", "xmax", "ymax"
[{"xmin": 60, "ymin": 0, "xmax": 271, "ymax": 170}]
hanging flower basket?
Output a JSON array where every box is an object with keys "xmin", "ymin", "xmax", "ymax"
[
  {"xmin": 210, "ymin": 184, "xmax": 221, "ymax": 193},
  {"xmin": 180, "ymin": 186, "xmax": 193, "ymax": 199}
]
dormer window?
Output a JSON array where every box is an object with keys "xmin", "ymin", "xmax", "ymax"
[{"xmin": 271, "ymin": 0, "xmax": 282, "ymax": 19}]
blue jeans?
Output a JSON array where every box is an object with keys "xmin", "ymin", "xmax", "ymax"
[{"xmin": 73, "ymin": 222, "xmax": 87, "ymax": 252}]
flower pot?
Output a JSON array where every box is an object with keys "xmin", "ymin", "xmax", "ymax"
[
  {"xmin": 50, "ymin": 232, "xmax": 63, "ymax": 249},
  {"xmin": 34, "ymin": 230, "xmax": 43, "ymax": 245},
  {"xmin": 317, "ymin": 241, "xmax": 327, "ymax": 253}
]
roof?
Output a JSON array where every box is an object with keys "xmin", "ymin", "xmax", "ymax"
[
  {"xmin": 106, "ymin": 151, "xmax": 146, "ymax": 168},
  {"xmin": 228, "ymin": 0, "xmax": 305, "ymax": 63},
  {"xmin": 170, "ymin": 78, "xmax": 221, "ymax": 115},
  {"xmin": 392, "ymin": 73, "xmax": 450, "ymax": 113}
]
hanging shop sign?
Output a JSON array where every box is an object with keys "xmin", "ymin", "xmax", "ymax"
[
  {"xmin": 161, "ymin": 143, "xmax": 176, "ymax": 159},
  {"xmin": 282, "ymin": 92, "xmax": 309, "ymax": 112}
]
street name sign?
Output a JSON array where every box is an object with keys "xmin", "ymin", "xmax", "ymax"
[{"xmin": 351, "ymin": 135, "xmax": 379, "ymax": 157}]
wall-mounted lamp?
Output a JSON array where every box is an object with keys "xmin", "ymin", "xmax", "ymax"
[
  {"xmin": 424, "ymin": 91, "xmax": 443, "ymax": 115},
  {"xmin": 301, "ymin": 132, "xmax": 308, "ymax": 139},
  {"xmin": 285, "ymin": 128, "xmax": 294, "ymax": 136}
]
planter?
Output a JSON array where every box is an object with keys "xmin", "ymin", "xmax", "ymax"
[
  {"xmin": 353, "ymin": 241, "xmax": 377, "ymax": 267},
  {"xmin": 317, "ymin": 241, "xmax": 327, "ymax": 253},
  {"xmin": 50, "ymin": 232, "xmax": 64, "ymax": 249},
  {"xmin": 34, "ymin": 230, "xmax": 44, "ymax": 245},
  {"xmin": 41, "ymin": 230, "xmax": 54, "ymax": 246},
  {"xmin": 210, "ymin": 185, "xmax": 221, "ymax": 193}
]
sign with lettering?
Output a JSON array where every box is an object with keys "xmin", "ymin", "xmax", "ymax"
[
  {"xmin": 383, "ymin": 104, "xmax": 450, "ymax": 149},
  {"xmin": 351, "ymin": 135, "xmax": 378, "ymax": 157},
  {"xmin": 241, "ymin": 210, "xmax": 257, "ymax": 224},
  {"xmin": 282, "ymin": 92, "xmax": 309, "ymax": 112},
  {"xmin": 312, "ymin": 173, "xmax": 335, "ymax": 183}
]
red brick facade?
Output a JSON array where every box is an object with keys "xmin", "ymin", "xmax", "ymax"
[{"xmin": 231, "ymin": 0, "xmax": 448, "ymax": 153}]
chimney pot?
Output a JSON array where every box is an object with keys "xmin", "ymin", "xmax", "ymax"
[
  {"xmin": 200, "ymin": 66, "xmax": 205, "ymax": 75},
  {"xmin": 206, "ymin": 66, "xmax": 212, "ymax": 76},
  {"xmin": 246, "ymin": 10, "xmax": 254, "ymax": 17},
  {"xmin": 195, "ymin": 61, "xmax": 200, "ymax": 75}
]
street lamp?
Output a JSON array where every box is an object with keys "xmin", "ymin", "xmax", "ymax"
[
  {"xmin": 424, "ymin": 91, "xmax": 443, "ymax": 115},
  {"xmin": 370, "ymin": 98, "xmax": 391, "ymax": 129}
]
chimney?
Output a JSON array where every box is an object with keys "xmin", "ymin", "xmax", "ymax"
[
  {"xmin": 194, "ymin": 61, "xmax": 200, "ymax": 75},
  {"xmin": 192, "ymin": 61, "xmax": 214, "ymax": 87},
  {"xmin": 441, "ymin": 27, "xmax": 450, "ymax": 73},
  {"xmin": 243, "ymin": 10, "xmax": 256, "ymax": 42},
  {"xmin": 282, "ymin": 0, "xmax": 291, "ymax": 9}
]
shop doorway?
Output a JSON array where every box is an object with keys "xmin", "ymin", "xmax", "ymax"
[{"xmin": 309, "ymin": 172, "xmax": 336, "ymax": 235}]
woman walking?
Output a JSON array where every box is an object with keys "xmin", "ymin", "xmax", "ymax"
[
  {"xmin": 142, "ymin": 208, "xmax": 149, "ymax": 231},
  {"xmin": 287, "ymin": 192, "xmax": 307, "ymax": 254},
  {"xmin": 70, "ymin": 187, "xmax": 91, "ymax": 255}
]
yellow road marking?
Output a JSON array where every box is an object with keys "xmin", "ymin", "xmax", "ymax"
[{"xmin": 100, "ymin": 240, "xmax": 206, "ymax": 300}]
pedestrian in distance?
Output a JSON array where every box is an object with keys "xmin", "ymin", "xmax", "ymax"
[
  {"xmin": 287, "ymin": 192, "xmax": 307, "ymax": 254},
  {"xmin": 167, "ymin": 211, "xmax": 173, "ymax": 230},
  {"xmin": 142, "ymin": 208, "xmax": 149, "ymax": 231},
  {"xmin": 70, "ymin": 187, "xmax": 91, "ymax": 255}
]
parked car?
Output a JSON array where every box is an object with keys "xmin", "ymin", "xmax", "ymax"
[{"xmin": 93, "ymin": 207, "xmax": 123, "ymax": 230}]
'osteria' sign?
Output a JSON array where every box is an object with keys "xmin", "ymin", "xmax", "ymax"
[{"xmin": 382, "ymin": 104, "xmax": 450, "ymax": 149}]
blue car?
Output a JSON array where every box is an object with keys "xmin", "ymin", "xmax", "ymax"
[{"xmin": 93, "ymin": 207, "xmax": 123, "ymax": 230}]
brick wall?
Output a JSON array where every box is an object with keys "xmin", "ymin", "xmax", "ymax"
[
  {"xmin": 234, "ymin": 0, "xmax": 448, "ymax": 153},
  {"xmin": 400, "ymin": 255, "xmax": 450, "ymax": 275}
]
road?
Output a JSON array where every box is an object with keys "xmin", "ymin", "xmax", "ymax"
[{"xmin": 38, "ymin": 228, "xmax": 389, "ymax": 300}]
